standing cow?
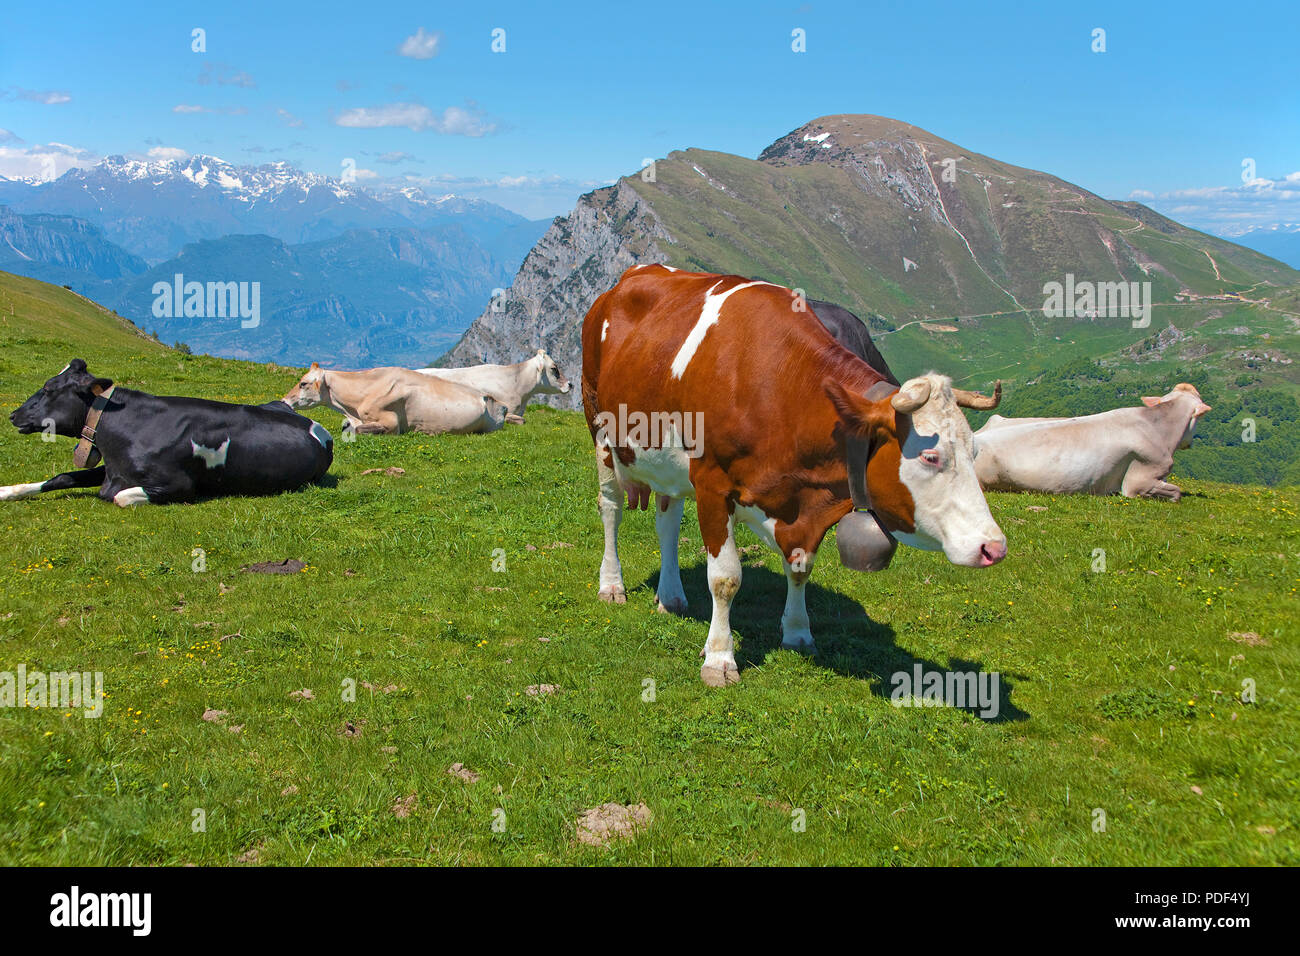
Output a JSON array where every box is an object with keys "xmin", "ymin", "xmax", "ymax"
[
  {"xmin": 972, "ymin": 384, "xmax": 1212, "ymax": 500},
  {"xmin": 582, "ymin": 266, "xmax": 1006, "ymax": 687},
  {"xmin": 2, "ymin": 359, "xmax": 333, "ymax": 506}
]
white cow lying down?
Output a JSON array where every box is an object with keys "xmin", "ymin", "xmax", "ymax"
[
  {"xmin": 283, "ymin": 364, "xmax": 506, "ymax": 435},
  {"xmin": 973, "ymin": 383, "xmax": 1212, "ymax": 501},
  {"xmin": 416, "ymin": 349, "xmax": 571, "ymax": 424}
]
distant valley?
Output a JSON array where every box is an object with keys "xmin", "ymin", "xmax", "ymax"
[{"xmin": 0, "ymin": 154, "xmax": 550, "ymax": 367}]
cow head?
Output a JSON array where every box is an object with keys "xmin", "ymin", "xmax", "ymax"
[
  {"xmin": 283, "ymin": 363, "xmax": 328, "ymax": 409},
  {"xmin": 532, "ymin": 349, "xmax": 572, "ymax": 396},
  {"xmin": 1141, "ymin": 383, "xmax": 1211, "ymax": 449},
  {"xmin": 828, "ymin": 373, "xmax": 1007, "ymax": 568},
  {"xmin": 10, "ymin": 359, "xmax": 113, "ymax": 438}
]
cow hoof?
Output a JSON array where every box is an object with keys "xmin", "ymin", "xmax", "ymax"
[
  {"xmin": 598, "ymin": 586, "xmax": 627, "ymax": 604},
  {"xmin": 656, "ymin": 596, "xmax": 688, "ymax": 615},
  {"xmin": 505, "ymin": 414, "xmax": 525, "ymax": 425},
  {"xmin": 781, "ymin": 637, "xmax": 817, "ymax": 655},
  {"xmin": 700, "ymin": 661, "xmax": 741, "ymax": 687}
]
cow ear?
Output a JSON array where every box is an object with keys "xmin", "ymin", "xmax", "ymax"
[
  {"xmin": 825, "ymin": 381, "xmax": 884, "ymax": 438},
  {"xmin": 74, "ymin": 371, "xmax": 112, "ymax": 393},
  {"xmin": 1140, "ymin": 396, "xmax": 1162, "ymax": 407},
  {"xmin": 310, "ymin": 362, "xmax": 321, "ymax": 370},
  {"xmin": 67, "ymin": 358, "xmax": 88, "ymax": 374},
  {"xmin": 1195, "ymin": 402, "xmax": 1212, "ymax": 416}
]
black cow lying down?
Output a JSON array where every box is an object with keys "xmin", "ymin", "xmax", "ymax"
[{"xmin": 3, "ymin": 359, "xmax": 333, "ymax": 506}]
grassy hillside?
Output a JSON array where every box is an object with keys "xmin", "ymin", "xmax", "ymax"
[{"xmin": 0, "ymin": 272, "xmax": 1296, "ymax": 865}]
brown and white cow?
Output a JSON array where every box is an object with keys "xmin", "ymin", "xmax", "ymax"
[
  {"xmin": 283, "ymin": 364, "xmax": 506, "ymax": 435},
  {"xmin": 582, "ymin": 265, "xmax": 1006, "ymax": 687}
]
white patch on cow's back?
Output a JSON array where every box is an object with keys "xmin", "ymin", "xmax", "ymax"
[
  {"xmin": 309, "ymin": 421, "xmax": 332, "ymax": 448},
  {"xmin": 190, "ymin": 438, "xmax": 230, "ymax": 469},
  {"xmin": 0, "ymin": 482, "xmax": 45, "ymax": 501},
  {"xmin": 670, "ymin": 280, "xmax": 774, "ymax": 380},
  {"xmin": 113, "ymin": 486, "xmax": 150, "ymax": 507}
]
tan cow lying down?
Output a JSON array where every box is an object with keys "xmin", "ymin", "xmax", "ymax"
[
  {"xmin": 415, "ymin": 348, "xmax": 571, "ymax": 424},
  {"xmin": 973, "ymin": 383, "xmax": 1211, "ymax": 500},
  {"xmin": 283, "ymin": 363, "xmax": 506, "ymax": 435}
]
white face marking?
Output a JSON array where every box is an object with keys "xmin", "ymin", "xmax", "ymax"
[
  {"xmin": 190, "ymin": 438, "xmax": 230, "ymax": 469},
  {"xmin": 309, "ymin": 421, "xmax": 332, "ymax": 448},
  {"xmin": 670, "ymin": 280, "xmax": 774, "ymax": 379},
  {"xmin": 892, "ymin": 375, "xmax": 1004, "ymax": 567},
  {"xmin": 601, "ymin": 318, "xmax": 609, "ymax": 341},
  {"xmin": 0, "ymin": 482, "xmax": 45, "ymax": 501},
  {"xmin": 113, "ymin": 486, "xmax": 150, "ymax": 507}
]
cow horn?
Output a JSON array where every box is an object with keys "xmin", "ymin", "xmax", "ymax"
[
  {"xmin": 953, "ymin": 380, "xmax": 1002, "ymax": 410},
  {"xmin": 891, "ymin": 379, "xmax": 931, "ymax": 413}
]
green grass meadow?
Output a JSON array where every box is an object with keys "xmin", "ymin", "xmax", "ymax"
[{"xmin": 0, "ymin": 273, "xmax": 1296, "ymax": 865}]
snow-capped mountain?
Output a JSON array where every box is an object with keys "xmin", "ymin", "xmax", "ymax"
[
  {"xmin": 3, "ymin": 154, "xmax": 545, "ymax": 264},
  {"xmin": 1230, "ymin": 223, "xmax": 1300, "ymax": 269}
]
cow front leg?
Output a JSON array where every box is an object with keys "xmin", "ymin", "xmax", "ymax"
[
  {"xmin": 595, "ymin": 450, "xmax": 626, "ymax": 603},
  {"xmin": 780, "ymin": 549, "xmax": 816, "ymax": 653},
  {"xmin": 1122, "ymin": 460, "xmax": 1181, "ymax": 501},
  {"xmin": 654, "ymin": 493, "xmax": 687, "ymax": 614},
  {"xmin": 0, "ymin": 466, "xmax": 106, "ymax": 501},
  {"xmin": 697, "ymin": 495, "xmax": 741, "ymax": 687}
]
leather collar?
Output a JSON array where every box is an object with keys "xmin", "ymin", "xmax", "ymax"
[{"xmin": 73, "ymin": 384, "xmax": 116, "ymax": 469}]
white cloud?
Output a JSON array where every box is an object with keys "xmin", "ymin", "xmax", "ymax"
[
  {"xmin": 173, "ymin": 104, "xmax": 249, "ymax": 116},
  {"xmin": 374, "ymin": 151, "xmax": 416, "ymax": 164},
  {"xmin": 197, "ymin": 63, "xmax": 256, "ymax": 88},
  {"xmin": 147, "ymin": 146, "xmax": 190, "ymax": 161},
  {"xmin": 0, "ymin": 142, "xmax": 98, "ymax": 181},
  {"xmin": 334, "ymin": 103, "xmax": 496, "ymax": 136},
  {"xmin": 0, "ymin": 128, "xmax": 20, "ymax": 144},
  {"xmin": 3, "ymin": 88, "xmax": 72, "ymax": 105},
  {"xmin": 276, "ymin": 108, "xmax": 305, "ymax": 128},
  {"xmin": 1130, "ymin": 171, "xmax": 1300, "ymax": 236},
  {"xmin": 398, "ymin": 28, "xmax": 442, "ymax": 59}
]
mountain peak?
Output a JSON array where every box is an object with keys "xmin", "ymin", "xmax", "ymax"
[{"xmin": 759, "ymin": 114, "xmax": 967, "ymax": 167}]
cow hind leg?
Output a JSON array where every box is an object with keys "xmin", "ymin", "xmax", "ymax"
[
  {"xmin": 697, "ymin": 496, "xmax": 741, "ymax": 687},
  {"xmin": 654, "ymin": 493, "xmax": 687, "ymax": 614},
  {"xmin": 595, "ymin": 450, "xmax": 627, "ymax": 603}
]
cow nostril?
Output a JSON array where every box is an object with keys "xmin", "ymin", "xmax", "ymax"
[{"xmin": 980, "ymin": 541, "xmax": 1007, "ymax": 566}]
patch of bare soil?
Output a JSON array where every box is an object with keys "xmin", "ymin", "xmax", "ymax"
[{"xmin": 575, "ymin": 802, "xmax": 652, "ymax": 847}]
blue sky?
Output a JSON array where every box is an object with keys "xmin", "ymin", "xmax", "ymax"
[{"xmin": 1, "ymin": 0, "xmax": 1297, "ymax": 230}]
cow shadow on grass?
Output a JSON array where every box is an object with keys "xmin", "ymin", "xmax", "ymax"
[{"xmin": 644, "ymin": 563, "xmax": 1028, "ymax": 724}]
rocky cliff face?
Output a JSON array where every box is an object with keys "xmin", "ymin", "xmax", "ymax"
[{"xmin": 441, "ymin": 180, "xmax": 673, "ymax": 407}]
